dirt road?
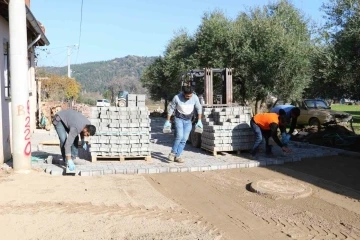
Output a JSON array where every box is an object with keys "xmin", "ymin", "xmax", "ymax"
[
  {"xmin": 146, "ymin": 156, "xmax": 360, "ymax": 240},
  {"xmin": 0, "ymin": 155, "xmax": 359, "ymax": 240}
]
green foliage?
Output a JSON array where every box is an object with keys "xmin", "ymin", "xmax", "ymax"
[
  {"xmin": 39, "ymin": 55, "xmax": 156, "ymax": 93},
  {"xmin": 320, "ymin": 0, "xmax": 360, "ymax": 98},
  {"xmin": 142, "ymin": 0, "xmax": 313, "ymax": 113},
  {"xmin": 41, "ymin": 75, "xmax": 81, "ymax": 101},
  {"xmin": 141, "ymin": 31, "xmax": 198, "ymax": 110}
]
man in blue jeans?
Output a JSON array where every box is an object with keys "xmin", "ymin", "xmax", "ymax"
[
  {"xmin": 53, "ymin": 109, "xmax": 96, "ymax": 170},
  {"xmin": 164, "ymin": 86, "xmax": 202, "ymax": 163}
]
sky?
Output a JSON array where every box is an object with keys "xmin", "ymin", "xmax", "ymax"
[{"xmin": 31, "ymin": 0, "xmax": 326, "ymax": 67}]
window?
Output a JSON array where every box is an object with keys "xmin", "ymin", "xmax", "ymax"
[{"xmin": 3, "ymin": 40, "xmax": 10, "ymax": 98}]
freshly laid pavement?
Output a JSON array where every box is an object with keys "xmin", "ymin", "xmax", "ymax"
[{"xmin": 6, "ymin": 117, "xmax": 350, "ymax": 176}]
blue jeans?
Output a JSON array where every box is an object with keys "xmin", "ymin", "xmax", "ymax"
[
  {"xmin": 171, "ymin": 117, "xmax": 192, "ymax": 157},
  {"xmin": 54, "ymin": 121, "xmax": 79, "ymax": 160},
  {"xmin": 250, "ymin": 119, "xmax": 272, "ymax": 155}
]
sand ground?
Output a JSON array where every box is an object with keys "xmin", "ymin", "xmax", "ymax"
[{"xmin": 0, "ymin": 155, "xmax": 359, "ymax": 240}]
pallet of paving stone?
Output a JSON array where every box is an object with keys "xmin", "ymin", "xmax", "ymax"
[
  {"xmin": 200, "ymin": 145, "xmax": 243, "ymax": 157},
  {"xmin": 91, "ymin": 154, "xmax": 152, "ymax": 162}
]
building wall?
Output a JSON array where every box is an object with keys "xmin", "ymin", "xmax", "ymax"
[
  {"xmin": 0, "ymin": 17, "xmax": 11, "ymax": 164},
  {"xmin": 28, "ymin": 47, "xmax": 36, "ymax": 132},
  {"xmin": 0, "ymin": 15, "xmax": 38, "ymax": 164}
]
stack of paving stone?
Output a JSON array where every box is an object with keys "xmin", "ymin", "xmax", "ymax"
[
  {"xmin": 201, "ymin": 106, "xmax": 255, "ymax": 153},
  {"xmin": 127, "ymin": 94, "xmax": 146, "ymax": 107},
  {"xmin": 88, "ymin": 103, "xmax": 151, "ymax": 159}
]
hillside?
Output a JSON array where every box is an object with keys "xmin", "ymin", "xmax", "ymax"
[{"xmin": 39, "ymin": 55, "xmax": 157, "ymax": 93}]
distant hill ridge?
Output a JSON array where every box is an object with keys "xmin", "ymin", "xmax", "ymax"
[{"xmin": 39, "ymin": 55, "xmax": 157, "ymax": 93}]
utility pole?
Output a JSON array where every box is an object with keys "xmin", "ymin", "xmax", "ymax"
[
  {"xmin": 67, "ymin": 44, "xmax": 78, "ymax": 78},
  {"xmin": 67, "ymin": 46, "xmax": 71, "ymax": 78},
  {"xmin": 9, "ymin": 0, "xmax": 31, "ymax": 172}
]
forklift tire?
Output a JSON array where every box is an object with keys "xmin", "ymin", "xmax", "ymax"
[{"xmin": 117, "ymin": 99, "xmax": 127, "ymax": 107}]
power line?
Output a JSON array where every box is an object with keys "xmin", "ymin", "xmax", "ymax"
[{"xmin": 75, "ymin": 0, "xmax": 84, "ymax": 64}]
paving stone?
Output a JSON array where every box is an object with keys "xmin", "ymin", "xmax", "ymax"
[
  {"xmin": 30, "ymin": 117, "xmax": 345, "ymax": 177},
  {"xmin": 92, "ymin": 170, "xmax": 103, "ymax": 176},
  {"xmin": 148, "ymin": 168, "xmax": 159, "ymax": 174},
  {"xmin": 115, "ymin": 169, "xmax": 125, "ymax": 174},
  {"xmin": 227, "ymin": 164, "xmax": 237, "ymax": 169},
  {"xmin": 80, "ymin": 170, "xmax": 92, "ymax": 176},
  {"xmin": 103, "ymin": 169, "xmax": 115, "ymax": 175},
  {"xmin": 50, "ymin": 169, "xmax": 63, "ymax": 176},
  {"xmin": 126, "ymin": 169, "xmax": 136, "ymax": 174},
  {"xmin": 209, "ymin": 165, "xmax": 218, "ymax": 171},
  {"xmin": 190, "ymin": 167, "xmax": 199, "ymax": 172},
  {"xmin": 137, "ymin": 168, "xmax": 148, "ymax": 174},
  {"xmin": 179, "ymin": 167, "xmax": 189, "ymax": 172},
  {"xmin": 169, "ymin": 167, "xmax": 179, "ymax": 173}
]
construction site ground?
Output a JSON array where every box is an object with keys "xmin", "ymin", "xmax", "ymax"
[
  {"xmin": 291, "ymin": 124, "xmax": 360, "ymax": 153},
  {"xmin": 0, "ymin": 117, "xmax": 359, "ymax": 239}
]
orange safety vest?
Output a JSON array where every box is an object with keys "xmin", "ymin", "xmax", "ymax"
[{"xmin": 253, "ymin": 113, "xmax": 279, "ymax": 130}]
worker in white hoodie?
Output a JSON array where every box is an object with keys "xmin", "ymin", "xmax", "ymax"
[{"xmin": 164, "ymin": 86, "xmax": 202, "ymax": 163}]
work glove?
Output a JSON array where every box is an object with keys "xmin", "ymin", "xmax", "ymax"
[
  {"xmin": 281, "ymin": 133, "xmax": 291, "ymax": 145},
  {"xmin": 163, "ymin": 120, "xmax": 171, "ymax": 128},
  {"xmin": 195, "ymin": 120, "xmax": 203, "ymax": 129},
  {"xmin": 67, "ymin": 159, "xmax": 76, "ymax": 171}
]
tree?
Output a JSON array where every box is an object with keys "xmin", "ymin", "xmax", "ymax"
[
  {"xmin": 141, "ymin": 31, "xmax": 198, "ymax": 112},
  {"xmin": 321, "ymin": 0, "xmax": 360, "ymax": 98},
  {"xmin": 142, "ymin": 0, "xmax": 314, "ymax": 113},
  {"xmin": 231, "ymin": 0, "xmax": 313, "ymax": 112},
  {"xmin": 41, "ymin": 74, "xmax": 81, "ymax": 102}
]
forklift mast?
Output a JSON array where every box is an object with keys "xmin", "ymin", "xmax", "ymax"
[{"xmin": 181, "ymin": 68, "xmax": 233, "ymax": 105}]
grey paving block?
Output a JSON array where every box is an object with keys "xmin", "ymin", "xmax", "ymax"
[
  {"xmin": 169, "ymin": 167, "xmax": 179, "ymax": 173},
  {"xmin": 137, "ymin": 168, "xmax": 148, "ymax": 174},
  {"xmin": 179, "ymin": 167, "xmax": 189, "ymax": 172},
  {"xmin": 115, "ymin": 169, "xmax": 125, "ymax": 174},
  {"xmin": 158, "ymin": 167, "xmax": 169, "ymax": 173},
  {"xmin": 51, "ymin": 169, "xmax": 63, "ymax": 176},
  {"xmin": 227, "ymin": 164, "xmax": 237, "ymax": 169},
  {"xmin": 148, "ymin": 168, "xmax": 159, "ymax": 174},
  {"xmin": 103, "ymin": 169, "xmax": 115, "ymax": 175},
  {"xmin": 190, "ymin": 167, "xmax": 199, "ymax": 172},
  {"xmin": 92, "ymin": 170, "xmax": 103, "ymax": 176},
  {"xmin": 126, "ymin": 169, "xmax": 136, "ymax": 174},
  {"xmin": 80, "ymin": 170, "xmax": 92, "ymax": 176}
]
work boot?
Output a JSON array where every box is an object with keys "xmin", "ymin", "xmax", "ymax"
[
  {"xmin": 175, "ymin": 157, "xmax": 184, "ymax": 163},
  {"xmin": 168, "ymin": 152, "xmax": 175, "ymax": 162}
]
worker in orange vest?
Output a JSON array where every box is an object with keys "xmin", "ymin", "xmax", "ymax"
[{"xmin": 250, "ymin": 111, "xmax": 291, "ymax": 158}]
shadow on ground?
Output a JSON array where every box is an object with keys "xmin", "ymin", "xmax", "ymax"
[{"xmin": 267, "ymin": 155, "xmax": 360, "ymax": 200}]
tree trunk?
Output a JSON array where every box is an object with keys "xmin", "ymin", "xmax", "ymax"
[
  {"xmin": 272, "ymin": 99, "xmax": 278, "ymax": 108},
  {"xmin": 254, "ymin": 99, "xmax": 259, "ymax": 114},
  {"xmin": 164, "ymin": 99, "xmax": 168, "ymax": 114}
]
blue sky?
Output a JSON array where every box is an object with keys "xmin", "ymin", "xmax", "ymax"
[{"xmin": 31, "ymin": 0, "xmax": 326, "ymax": 67}]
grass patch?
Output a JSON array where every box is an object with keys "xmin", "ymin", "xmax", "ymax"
[{"xmin": 330, "ymin": 104, "xmax": 360, "ymax": 134}]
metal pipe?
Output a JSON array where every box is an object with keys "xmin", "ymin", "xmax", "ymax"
[
  {"xmin": 9, "ymin": 0, "xmax": 32, "ymax": 173},
  {"xmin": 28, "ymin": 34, "xmax": 41, "ymax": 49}
]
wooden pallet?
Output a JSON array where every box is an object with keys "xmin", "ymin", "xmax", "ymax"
[
  {"xmin": 37, "ymin": 141, "xmax": 88, "ymax": 151},
  {"xmin": 91, "ymin": 155, "xmax": 152, "ymax": 162},
  {"xmin": 201, "ymin": 146, "xmax": 243, "ymax": 156}
]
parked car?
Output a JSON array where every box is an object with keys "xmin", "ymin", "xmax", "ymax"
[
  {"xmin": 292, "ymin": 99, "xmax": 353, "ymax": 127},
  {"xmin": 96, "ymin": 99, "xmax": 110, "ymax": 107}
]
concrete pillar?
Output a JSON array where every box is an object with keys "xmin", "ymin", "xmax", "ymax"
[{"xmin": 9, "ymin": 0, "xmax": 32, "ymax": 172}]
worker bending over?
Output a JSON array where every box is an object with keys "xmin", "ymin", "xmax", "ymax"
[{"xmin": 250, "ymin": 112, "xmax": 291, "ymax": 158}]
